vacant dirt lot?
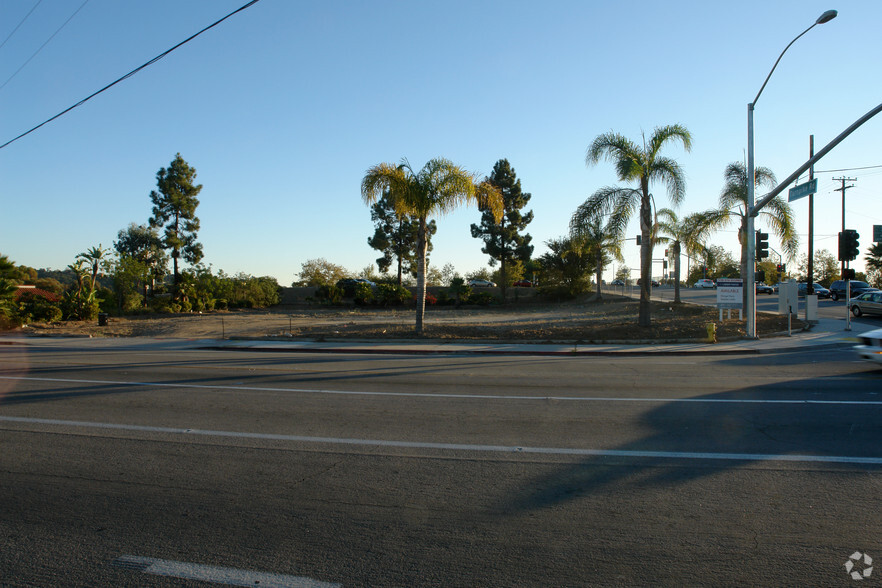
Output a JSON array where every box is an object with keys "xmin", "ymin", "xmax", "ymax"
[{"xmin": 17, "ymin": 297, "xmax": 802, "ymax": 343}]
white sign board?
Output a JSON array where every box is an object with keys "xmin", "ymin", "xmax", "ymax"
[{"xmin": 716, "ymin": 278, "xmax": 743, "ymax": 309}]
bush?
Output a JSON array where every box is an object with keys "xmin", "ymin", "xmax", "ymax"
[
  {"xmin": 316, "ymin": 284, "xmax": 344, "ymax": 304},
  {"xmin": 377, "ymin": 284, "xmax": 411, "ymax": 306},
  {"xmin": 353, "ymin": 283, "xmax": 374, "ymax": 306},
  {"xmin": 470, "ymin": 291, "xmax": 498, "ymax": 306},
  {"xmin": 19, "ymin": 295, "xmax": 62, "ymax": 323}
]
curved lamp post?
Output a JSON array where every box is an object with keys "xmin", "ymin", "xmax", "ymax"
[{"xmin": 746, "ymin": 9, "xmax": 837, "ymax": 339}]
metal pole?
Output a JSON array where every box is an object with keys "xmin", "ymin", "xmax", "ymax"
[
  {"xmin": 807, "ymin": 135, "xmax": 814, "ymax": 300},
  {"xmin": 746, "ymin": 103, "xmax": 757, "ymax": 338}
]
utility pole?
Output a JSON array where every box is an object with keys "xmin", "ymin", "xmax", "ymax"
[{"xmin": 833, "ymin": 176, "xmax": 856, "ymax": 277}]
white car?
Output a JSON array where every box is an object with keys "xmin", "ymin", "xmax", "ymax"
[
  {"xmin": 855, "ymin": 328, "xmax": 882, "ymax": 364},
  {"xmin": 694, "ymin": 279, "xmax": 715, "ymax": 289},
  {"xmin": 468, "ymin": 279, "xmax": 496, "ymax": 287}
]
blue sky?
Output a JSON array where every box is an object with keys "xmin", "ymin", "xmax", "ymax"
[{"xmin": 2, "ymin": 0, "xmax": 880, "ymax": 285}]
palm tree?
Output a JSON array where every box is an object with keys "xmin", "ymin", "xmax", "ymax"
[
  {"xmin": 580, "ymin": 124, "xmax": 692, "ymax": 326},
  {"xmin": 693, "ymin": 162, "xmax": 798, "ymax": 305},
  {"xmin": 654, "ymin": 209, "xmax": 708, "ymax": 303},
  {"xmin": 77, "ymin": 245, "xmax": 108, "ymax": 295},
  {"xmin": 866, "ymin": 242, "xmax": 882, "ymax": 287},
  {"xmin": 568, "ymin": 214, "xmax": 622, "ymax": 301},
  {"xmin": 361, "ymin": 158, "xmax": 502, "ymax": 335}
]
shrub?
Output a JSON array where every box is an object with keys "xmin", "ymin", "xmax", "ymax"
[
  {"xmin": 470, "ymin": 291, "xmax": 498, "ymax": 306},
  {"xmin": 316, "ymin": 284, "xmax": 344, "ymax": 304},
  {"xmin": 353, "ymin": 283, "xmax": 374, "ymax": 306},
  {"xmin": 377, "ymin": 284, "xmax": 411, "ymax": 306}
]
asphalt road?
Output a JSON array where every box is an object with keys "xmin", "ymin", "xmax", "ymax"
[{"xmin": 2, "ymin": 340, "xmax": 882, "ymax": 586}]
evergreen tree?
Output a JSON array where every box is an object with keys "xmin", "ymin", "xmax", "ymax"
[
  {"xmin": 367, "ymin": 191, "xmax": 436, "ymax": 286},
  {"xmin": 148, "ymin": 153, "xmax": 203, "ymax": 298},
  {"xmin": 470, "ymin": 159, "xmax": 534, "ymax": 299}
]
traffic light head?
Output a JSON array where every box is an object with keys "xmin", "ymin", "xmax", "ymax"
[
  {"xmin": 839, "ymin": 229, "xmax": 860, "ymax": 261},
  {"xmin": 756, "ymin": 231, "xmax": 769, "ymax": 261},
  {"xmin": 776, "ymin": 264, "xmax": 783, "ymax": 273}
]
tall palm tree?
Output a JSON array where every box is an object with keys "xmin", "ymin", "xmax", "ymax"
[
  {"xmin": 569, "ymin": 214, "xmax": 622, "ymax": 301},
  {"xmin": 693, "ymin": 162, "xmax": 798, "ymax": 305},
  {"xmin": 580, "ymin": 124, "xmax": 692, "ymax": 326},
  {"xmin": 654, "ymin": 208, "xmax": 708, "ymax": 303},
  {"xmin": 361, "ymin": 158, "xmax": 502, "ymax": 335}
]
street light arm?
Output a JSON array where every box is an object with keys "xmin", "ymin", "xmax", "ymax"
[
  {"xmin": 750, "ymin": 100, "xmax": 882, "ymax": 216},
  {"xmin": 752, "ymin": 22, "xmax": 819, "ymax": 106}
]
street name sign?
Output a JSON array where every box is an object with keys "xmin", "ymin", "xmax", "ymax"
[
  {"xmin": 874, "ymin": 224, "xmax": 882, "ymax": 243},
  {"xmin": 788, "ymin": 178, "xmax": 817, "ymax": 202}
]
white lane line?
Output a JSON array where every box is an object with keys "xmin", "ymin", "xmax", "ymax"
[
  {"xmin": 4, "ymin": 415, "xmax": 882, "ymax": 465},
  {"xmin": 1, "ymin": 374, "xmax": 880, "ymax": 405},
  {"xmin": 113, "ymin": 555, "xmax": 340, "ymax": 587}
]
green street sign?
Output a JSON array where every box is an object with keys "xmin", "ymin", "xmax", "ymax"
[
  {"xmin": 874, "ymin": 224, "xmax": 882, "ymax": 243},
  {"xmin": 788, "ymin": 178, "xmax": 817, "ymax": 202}
]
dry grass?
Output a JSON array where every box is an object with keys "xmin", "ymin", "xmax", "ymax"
[{"xmin": 17, "ymin": 296, "xmax": 802, "ymax": 343}]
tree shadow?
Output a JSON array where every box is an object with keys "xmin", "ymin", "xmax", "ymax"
[{"xmin": 498, "ymin": 371, "xmax": 882, "ymax": 515}]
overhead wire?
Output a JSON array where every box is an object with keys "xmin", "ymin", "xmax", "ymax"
[
  {"xmin": 0, "ymin": 0, "xmax": 44, "ymax": 51},
  {"xmin": 0, "ymin": 0, "xmax": 91, "ymax": 92},
  {"xmin": 0, "ymin": 0, "xmax": 262, "ymax": 151}
]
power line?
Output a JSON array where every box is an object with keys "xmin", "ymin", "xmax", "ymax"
[
  {"xmin": 815, "ymin": 164, "xmax": 882, "ymax": 173},
  {"xmin": 0, "ymin": 0, "xmax": 44, "ymax": 52},
  {"xmin": 0, "ymin": 0, "xmax": 92, "ymax": 92},
  {"xmin": 0, "ymin": 0, "xmax": 262, "ymax": 151}
]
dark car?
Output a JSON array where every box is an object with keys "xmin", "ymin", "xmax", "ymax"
[
  {"xmin": 828, "ymin": 280, "xmax": 879, "ymax": 301},
  {"xmin": 512, "ymin": 280, "xmax": 532, "ymax": 287},
  {"xmin": 756, "ymin": 283, "xmax": 773, "ymax": 295},
  {"xmin": 797, "ymin": 283, "xmax": 830, "ymax": 299}
]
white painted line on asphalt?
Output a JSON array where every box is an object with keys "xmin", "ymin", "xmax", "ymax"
[
  {"xmin": 1, "ymin": 374, "xmax": 880, "ymax": 405},
  {"xmin": 112, "ymin": 554, "xmax": 340, "ymax": 587},
  {"xmin": 4, "ymin": 415, "xmax": 882, "ymax": 465}
]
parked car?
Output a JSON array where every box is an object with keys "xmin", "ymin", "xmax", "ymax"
[
  {"xmin": 512, "ymin": 280, "xmax": 532, "ymax": 287},
  {"xmin": 756, "ymin": 282, "xmax": 773, "ymax": 295},
  {"xmin": 796, "ymin": 282, "xmax": 830, "ymax": 298},
  {"xmin": 637, "ymin": 279, "xmax": 661, "ymax": 287},
  {"xmin": 611, "ymin": 279, "xmax": 625, "ymax": 286},
  {"xmin": 828, "ymin": 280, "xmax": 879, "ymax": 301},
  {"xmin": 694, "ymin": 279, "xmax": 715, "ymax": 289},
  {"xmin": 854, "ymin": 327, "xmax": 882, "ymax": 364},
  {"xmin": 848, "ymin": 291, "xmax": 882, "ymax": 317},
  {"xmin": 468, "ymin": 279, "xmax": 496, "ymax": 287}
]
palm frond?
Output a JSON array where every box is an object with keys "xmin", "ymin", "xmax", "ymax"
[{"xmin": 648, "ymin": 124, "xmax": 693, "ymax": 159}]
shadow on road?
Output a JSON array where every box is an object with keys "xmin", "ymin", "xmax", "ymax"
[{"xmin": 499, "ymin": 370, "xmax": 882, "ymax": 515}]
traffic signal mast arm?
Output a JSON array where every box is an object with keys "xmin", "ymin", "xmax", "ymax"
[{"xmin": 750, "ymin": 101, "xmax": 882, "ymax": 217}]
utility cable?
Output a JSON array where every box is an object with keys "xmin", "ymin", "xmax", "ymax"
[
  {"xmin": 0, "ymin": 0, "xmax": 44, "ymax": 51},
  {"xmin": 0, "ymin": 0, "xmax": 261, "ymax": 151},
  {"xmin": 0, "ymin": 0, "xmax": 91, "ymax": 92}
]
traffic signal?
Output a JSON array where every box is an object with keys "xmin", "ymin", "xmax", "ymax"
[
  {"xmin": 756, "ymin": 269, "xmax": 765, "ymax": 283},
  {"xmin": 839, "ymin": 229, "xmax": 860, "ymax": 261},
  {"xmin": 776, "ymin": 264, "xmax": 783, "ymax": 273},
  {"xmin": 636, "ymin": 234, "xmax": 641, "ymax": 246},
  {"xmin": 756, "ymin": 231, "xmax": 769, "ymax": 261}
]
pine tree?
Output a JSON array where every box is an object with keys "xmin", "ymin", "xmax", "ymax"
[
  {"xmin": 148, "ymin": 153, "xmax": 203, "ymax": 298},
  {"xmin": 470, "ymin": 159, "xmax": 534, "ymax": 299},
  {"xmin": 367, "ymin": 191, "xmax": 436, "ymax": 286}
]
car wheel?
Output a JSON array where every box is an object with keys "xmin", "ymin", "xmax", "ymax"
[
  {"xmin": 852, "ymin": 306, "xmax": 863, "ymax": 317},
  {"xmin": 831, "ymin": 292, "xmax": 839, "ymax": 301}
]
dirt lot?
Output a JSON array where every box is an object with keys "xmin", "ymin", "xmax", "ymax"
[{"xmin": 16, "ymin": 296, "xmax": 802, "ymax": 343}]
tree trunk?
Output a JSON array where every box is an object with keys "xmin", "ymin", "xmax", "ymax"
[
  {"xmin": 673, "ymin": 240, "xmax": 681, "ymax": 303},
  {"xmin": 415, "ymin": 217, "xmax": 428, "ymax": 335},
  {"xmin": 638, "ymin": 192, "xmax": 652, "ymax": 327},
  {"xmin": 595, "ymin": 248, "xmax": 603, "ymax": 301},
  {"xmin": 500, "ymin": 256, "xmax": 507, "ymax": 304}
]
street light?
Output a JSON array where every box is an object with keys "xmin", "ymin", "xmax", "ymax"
[{"xmin": 745, "ymin": 9, "xmax": 837, "ymax": 339}]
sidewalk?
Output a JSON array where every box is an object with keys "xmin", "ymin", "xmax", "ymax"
[{"xmin": 0, "ymin": 318, "xmax": 863, "ymax": 357}]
